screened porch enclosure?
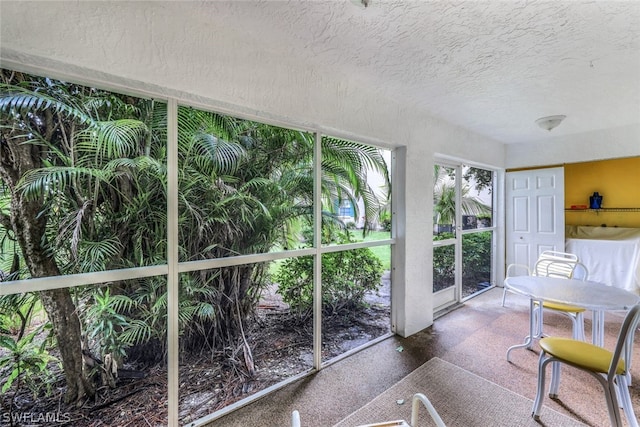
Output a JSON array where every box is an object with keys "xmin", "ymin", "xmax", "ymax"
[{"xmin": 0, "ymin": 69, "xmax": 395, "ymax": 426}]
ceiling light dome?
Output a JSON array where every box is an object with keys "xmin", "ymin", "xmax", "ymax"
[{"xmin": 536, "ymin": 115, "xmax": 566, "ymax": 131}]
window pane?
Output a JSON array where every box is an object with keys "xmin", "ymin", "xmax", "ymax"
[
  {"xmin": 321, "ymin": 138, "xmax": 391, "ymax": 245},
  {"xmin": 321, "ymin": 245, "xmax": 391, "ymax": 364},
  {"xmin": 0, "ymin": 70, "xmax": 168, "ymax": 276},
  {"xmin": 433, "ymin": 165, "xmax": 457, "ymax": 239},
  {"xmin": 462, "ymin": 231, "xmax": 493, "ymax": 298},
  {"xmin": 0, "ymin": 278, "xmax": 168, "ymax": 425},
  {"xmin": 462, "ymin": 165, "xmax": 493, "ymax": 229},
  {"xmin": 177, "ymin": 108, "xmax": 314, "ymax": 261},
  {"xmin": 433, "ymin": 244, "xmax": 455, "ymax": 293},
  {"xmin": 178, "ymin": 261, "xmax": 313, "ymax": 423}
]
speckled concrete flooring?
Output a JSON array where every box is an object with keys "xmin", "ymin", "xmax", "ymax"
[{"xmin": 208, "ymin": 287, "xmax": 639, "ymax": 427}]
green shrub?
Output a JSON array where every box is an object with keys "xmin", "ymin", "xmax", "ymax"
[
  {"xmin": 379, "ymin": 212, "xmax": 392, "ymax": 232},
  {"xmin": 82, "ymin": 287, "xmax": 132, "ymax": 364},
  {"xmin": 274, "ymin": 231, "xmax": 383, "ymax": 317},
  {"xmin": 432, "ymin": 231, "xmax": 492, "ymax": 292},
  {"xmin": 0, "ymin": 324, "xmax": 57, "ymax": 399},
  {"xmin": 462, "ymin": 231, "xmax": 492, "ymax": 283}
]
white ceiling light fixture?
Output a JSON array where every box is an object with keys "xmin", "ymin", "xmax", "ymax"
[{"xmin": 536, "ymin": 115, "xmax": 566, "ymax": 131}]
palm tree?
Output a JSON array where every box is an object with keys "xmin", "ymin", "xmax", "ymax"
[
  {"xmin": 433, "ymin": 165, "xmax": 490, "ymax": 228},
  {"xmin": 172, "ymin": 109, "xmax": 390, "ymax": 354},
  {"xmin": 0, "ymin": 73, "xmax": 175, "ymax": 401},
  {"xmin": 0, "ymin": 69, "xmax": 391, "ymax": 400}
]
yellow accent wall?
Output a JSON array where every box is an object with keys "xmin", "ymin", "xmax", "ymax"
[{"xmin": 565, "ymin": 157, "xmax": 640, "ymax": 228}]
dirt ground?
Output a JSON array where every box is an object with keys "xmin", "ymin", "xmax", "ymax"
[{"xmin": 0, "ymin": 277, "xmax": 391, "ymax": 426}]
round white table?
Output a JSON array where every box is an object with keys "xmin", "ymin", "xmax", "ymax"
[
  {"xmin": 504, "ymin": 275, "xmax": 640, "ymax": 361},
  {"xmin": 504, "ymin": 275, "xmax": 640, "ymax": 415}
]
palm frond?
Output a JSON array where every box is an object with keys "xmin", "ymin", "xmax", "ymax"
[
  {"xmin": 76, "ymin": 119, "xmax": 148, "ymax": 162},
  {"xmin": 0, "ymin": 84, "xmax": 92, "ymax": 124},
  {"xmin": 192, "ymin": 132, "xmax": 246, "ymax": 175},
  {"xmin": 16, "ymin": 167, "xmax": 112, "ymax": 201}
]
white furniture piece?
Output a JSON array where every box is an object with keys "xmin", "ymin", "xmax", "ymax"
[
  {"xmin": 502, "ymin": 250, "xmax": 578, "ymax": 306},
  {"xmin": 503, "ymin": 251, "xmax": 588, "ymax": 342},
  {"xmin": 291, "ymin": 393, "xmax": 446, "ymax": 427},
  {"xmin": 506, "ymin": 275, "xmax": 640, "ymax": 425},
  {"xmin": 531, "ymin": 258, "xmax": 589, "ymax": 342},
  {"xmin": 504, "ymin": 275, "xmax": 640, "ymax": 360},
  {"xmin": 532, "ymin": 303, "xmax": 640, "ymax": 427},
  {"xmin": 565, "ymin": 226, "xmax": 640, "ymax": 295}
]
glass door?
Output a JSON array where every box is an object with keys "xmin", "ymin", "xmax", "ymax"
[
  {"xmin": 433, "ymin": 164, "xmax": 459, "ymax": 310},
  {"xmin": 433, "ymin": 163, "xmax": 494, "ymax": 311}
]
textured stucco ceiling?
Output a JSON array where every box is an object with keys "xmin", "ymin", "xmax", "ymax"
[
  {"xmin": 204, "ymin": 0, "xmax": 640, "ymax": 144},
  {"xmin": 1, "ymin": 0, "xmax": 639, "ymax": 144}
]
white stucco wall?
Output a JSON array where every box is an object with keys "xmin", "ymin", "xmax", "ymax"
[
  {"xmin": 506, "ymin": 124, "xmax": 640, "ymax": 169},
  {"xmin": 1, "ymin": 1, "xmax": 506, "ymax": 336}
]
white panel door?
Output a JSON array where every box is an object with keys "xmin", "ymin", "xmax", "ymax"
[{"xmin": 505, "ymin": 167, "xmax": 565, "ymax": 270}]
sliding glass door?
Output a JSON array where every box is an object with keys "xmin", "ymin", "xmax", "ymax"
[
  {"xmin": 433, "ymin": 162, "xmax": 494, "ymax": 311},
  {"xmin": 433, "ymin": 164, "xmax": 459, "ymax": 310}
]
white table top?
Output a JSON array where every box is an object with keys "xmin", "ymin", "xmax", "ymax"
[{"xmin": 504, "ymin": 275, "xmax": 640, "ymax": 311}]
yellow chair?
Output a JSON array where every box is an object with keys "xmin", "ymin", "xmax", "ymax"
[{"xmin": 532, "ymin": 303, "xmax": 640, "ymax": 427}]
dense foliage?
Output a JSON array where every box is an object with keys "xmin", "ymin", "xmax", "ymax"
[
  {"xmin": 0, "ymin": 69, "xmax": 390, "ymax": 404},
  {"xmin": 433, "ymin": 231, "xmax": 492, "ymax": 293},
  {"xmin": 274, "ymin": 231, "xmax": 383, "ymax": 317}
]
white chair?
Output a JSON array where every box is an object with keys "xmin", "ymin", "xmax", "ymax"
[
  {"xmin": 532, "ymin": 303, "xmax": 640, "ymax": 427},
  {"xmin": 411, "ymin": 393, "xmax": 446, "ymax": 427},
  {"xmin": 291, "ymin": 410, "xmax": 301, "ymax": 427},
  {"xmin": 531, "ymin": 259, "xmax": 589, "ymax": 342},
  {"xmin": 503, "ymin": 251, "xmax": 588, "ymax": 342},
  {"xmin": 502, "ymin": 250, "xmax": 578, "ymax": 306}
]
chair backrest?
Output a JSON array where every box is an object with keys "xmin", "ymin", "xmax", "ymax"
[
  {"xmin": 609, "ymin": 303, "xmax": 640, "ymax": 378},
  {"xmin": 533, "ymin": 251, "xmax": 581, "ymax": 279},
  {"xmin": 537, "ymin": 259, "xmax": 589, "ymax": 281},
  {"xmin": 291, "ymin": 410, "xmax": 301, "ymax": 427}
]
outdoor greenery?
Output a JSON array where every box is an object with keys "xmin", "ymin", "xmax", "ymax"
[
  {"xmin": 433, "ymin": 231, "xmax": 492, "ymax": 294},
  {"xmin": 0, "ymin": 68, "xmax": 390, "ymax": 411},
  {"xmin": 433, "ymin": 165, "xmax": 491, "ymax": 227},
  {"xmin": 352, "ymin": 230, "xmax": 391, "ymax": 270},
  {"xmin": 0, "ymin": 324, "xmax": 57, "ymax": 398},
  {"xmin": 274, "ymin": 231, "xmax": 384, "ymax": 317},
  {"xmin": 462, "ymin": 231, "xmax": 492, "ymax": 286}
]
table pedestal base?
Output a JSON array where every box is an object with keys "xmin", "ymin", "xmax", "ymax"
[{"xmin": 507, "ymin": 298, "xmax": 543, "ymax": 362}]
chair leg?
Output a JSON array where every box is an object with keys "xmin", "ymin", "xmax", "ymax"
[
  {"xmin": 549, "ymin": 361, "xmax": 561, "ymax": 398},
  {"xmin": 569, "ymin": 312, "xmax": 585, "ymax": 341},
  {"xmin": 615, "ymin": 374, "xmax": 639, "ymax": 427},
  {"xmin": 625, "ymin": 333, "xmax": 634, "ymax": 386},
  {"xmin": 291, "ymin": 410, "xmax": 301, "ymax": 427},
  {"xmin": 532, "ymin": 352, "xmax": 551, "ymax": 420},
  {"xmin": 604, "ymin": 380, "xmax": 624, "ymax": 427},
  {"xmin": 501, "ymin": 288, "xmax": 508, "ymax": 307}
]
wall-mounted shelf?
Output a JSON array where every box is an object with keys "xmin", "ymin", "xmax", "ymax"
[{"xmin": 565, "ymin": 208, "xmax": 640, "ymax": 212}]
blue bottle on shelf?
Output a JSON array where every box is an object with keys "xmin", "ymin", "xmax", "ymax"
[{"xmin": 589, "ymin": 192, "xmax": 603, "ymax": 209}]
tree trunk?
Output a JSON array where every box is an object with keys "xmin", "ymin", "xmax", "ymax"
[{"xmin": 1, "ymin": 126, "xmax": 94, "ymax": 404}]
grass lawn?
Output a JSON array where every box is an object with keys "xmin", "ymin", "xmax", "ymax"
[
  {"xmin": 269, "ymin": 230, "xmax": 392, "ymax": 274},
  {"xmin": 352, "ymin": 230, "xmax": 391, "ymax": 270}
]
